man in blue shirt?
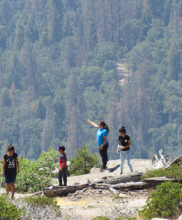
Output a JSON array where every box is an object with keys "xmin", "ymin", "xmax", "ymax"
[{"xmin": 88, "ymin": 119, "xmax": 109, "ymax": 172}]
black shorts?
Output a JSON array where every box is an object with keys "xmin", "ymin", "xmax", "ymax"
[{"xmin": 4, "ymin": 172, "xmax": 17, "ymax": 184}]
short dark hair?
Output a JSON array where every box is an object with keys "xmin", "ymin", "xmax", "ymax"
[
  {"xmin": 7, "ymin": 145, "xmax": 15, "ymax": 152},
  {"xmin": 58, "ymin": 146, "xmax": 65, "ymax": 151},
  {"xmin": 119, "ymin": 126, "xmax": 126, "ymax": 134}
]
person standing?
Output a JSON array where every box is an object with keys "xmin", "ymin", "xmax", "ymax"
[
  {"xmin": 1, "ymin": 145, "xmax": 19, "ymax": 198},
  {"xmin": 58, "ymin": 146, "xmax": 67, "ymax": 186},
  {"xmin": 87, "ymin": 119, "xmax": 109, "ymax": 172},
  {"xmin": 117, "ymin": 126, "xmax": 133, "ymax": 174}
]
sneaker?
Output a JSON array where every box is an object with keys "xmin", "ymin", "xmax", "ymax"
[
  {"xmin": 100, "ymin": 168, "xmax": 104, "ymax": 172},
  {"xmin": 100, "ymin": 168, "xmax": 107, "ymax": 172},
  {"xmin": 120, "ymin": 171, "xmax": 123, "ymax": 175}
]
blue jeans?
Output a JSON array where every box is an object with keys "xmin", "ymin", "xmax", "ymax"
[{"xmin": 120, "ymin": 150, "xmax": 133, "ymax": 173}]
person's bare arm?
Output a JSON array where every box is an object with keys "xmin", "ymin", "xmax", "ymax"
[
  {"xmin": 16, "ymin": 158, "xmax": 20, "ymax": 174},
  {"xmin": 1, "ymin": 159, "xmax": 5, "ymax": 176},
  {"xmin": 87, "ymin": 119, "xmax": 98, "ymax": 128}
]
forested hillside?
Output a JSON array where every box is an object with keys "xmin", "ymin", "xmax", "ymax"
[{"xmin": 0, "ymin": 0, "xmax": 181, "ymax": 159}]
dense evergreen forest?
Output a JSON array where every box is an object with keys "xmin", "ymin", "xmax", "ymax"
[{"xmin": 0, "ymin": 0, "xmax": 181, "ymax": 160}]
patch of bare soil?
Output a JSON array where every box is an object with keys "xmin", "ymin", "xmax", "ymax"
[{"xmin": 55, "ymin": 188, "xmax": 150, "ymax": 220}]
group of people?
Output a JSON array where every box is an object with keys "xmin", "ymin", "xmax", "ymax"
[
  {"xmin": 0, "ymin": 145, "xmax": 68, "ymax": 197},
  {"xmin": 0, "ymin": 119, "xmax": 133, "ymax": 198},
  {"xmin": 87, "ymin": 119, "xmax": 133, "ymax": 174}
]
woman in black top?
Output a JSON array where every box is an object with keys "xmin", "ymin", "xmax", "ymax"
[
  {"xmin": 117, "ymin": 127, "xmax": 133, "ymax": 174},
  {"xmin": 1, "ymin": 145, "xmax": 19, "ymax": 198}
]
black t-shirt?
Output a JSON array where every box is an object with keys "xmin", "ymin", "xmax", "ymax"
[
  {"xmin": 118, "ymin": 135, "xmax": 130, "ymax": 151},
  {"xmin": 4, "ymin": 153, "xmax": 18, "ymax": 174}
]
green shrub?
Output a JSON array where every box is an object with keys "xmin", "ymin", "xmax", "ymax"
[
  {"xmin": 112, "ymin": 194, "xmax": 123, "ymax": 201},
  {"xmin": 114, "ymin": 218, "xmax": 136, "ymax": 220},
  {"xmin": 24, "ymin": 196, "xmax": 61, "ymax": 217},
  {"xmin": 36, "ymin": 148, "xmax": 59, "ymax": 177},
  {"xmin": 92, "ymin": 217, "xmax": 110, "ymax": 220},
  {"xmin": 15, "ymin": 157, "xmax": 50, "ymax": 192},
  {"xmin": 142, "ymin": 162, "xmax": 182, "ymax": 181},
  {"xmin": 140, "ymin": 181, "xmax": 182, "ymax": 219},
  {"xmin": 0, "ymin": 194, "xmax": 22, "ymax": 220},
  {"xmin": 69, "ymin": 145, "xmax": 100, "ymax": 175},
  {"xmin": 92, "ymin": 216, "xmax": 136, "ymax": 220},
  {"xmin": 25, "ymin": 196, "xmax": 58, "ymax": 208}
]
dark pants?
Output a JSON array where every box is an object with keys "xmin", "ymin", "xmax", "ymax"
[
  {"xmin": 99, "ymin": 143, "xmax": 109, "ymax": 169},
  {"xmin": 58, "ymin": 168, "xmax": 67, "ymax": 186}
]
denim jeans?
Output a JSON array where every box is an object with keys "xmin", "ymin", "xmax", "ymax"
[{"xmin": 120, "ymin": 150, "xmax": 133, "ymax": 173}]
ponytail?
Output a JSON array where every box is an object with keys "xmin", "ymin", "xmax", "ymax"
[
  {"xmin": 119, "ymin": 126, "xmax": 126, "ymax": 134},
  {"xmin": 99, "ymin": 121, "xmax": 109, "ymax": 133}
]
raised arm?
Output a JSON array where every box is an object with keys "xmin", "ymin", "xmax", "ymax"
[{"xmin": 87, "ymin": 119, "xmax": 98, "ymax": 128}]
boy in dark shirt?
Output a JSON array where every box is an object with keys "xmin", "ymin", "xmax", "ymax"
[
  {"xmin": 58, "ymin": 146, "xmax": 67, "ymax": 186},
  {"xmin": 1, "ymin": 145, "xmax": 19, "ymax": 198},
  {"xmin": 117, "ymin": 127, "xmax": 133, "ymax": 174}
]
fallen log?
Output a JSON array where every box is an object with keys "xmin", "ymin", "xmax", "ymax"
[
  {"xmin": 43, "ymin": 173, "xmax": 148, "ymax": 197},
  {"xmin": 92, "ymin": 182, "xmax": 150, "ymax": 191},
  {"xmin": 113, "ymin": 181, "xmax": 150, "ymax": 190},
  {"xmin": 43, "ymin": 184, "xmax": 88, "ymax": 197},
  {"xmin": 44, "ymin": 182, "xmax": 150, "ymax": 197},
  {"xmin": 43, "ymin": 172, "xmax": 180, "ymax": 198},
  {"xmin": 43, "ymin": 176, "xmax": 178, "ymax": 198},
  {"xmin": 92, "ymin": 176, "xmax": 177, "ymax": 191},
  {"xmin": 103, "ymin": 172, "xmax": 144, "ymax": 185},
  {"xmin": 142, "ymin": 177, "xmax": 178, "ymax": 189},
  {"xmin": 143, "ymin": 176, "xmax": 176, "ymax": 184},
  {"xmin": 165, "ymin": 155, "xmax": 182, "ymax": 169}
]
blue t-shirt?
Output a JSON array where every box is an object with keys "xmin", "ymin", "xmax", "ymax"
[{"xmin": 97, "ymin": 128, "xmax": 108, "ymax": 146}]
